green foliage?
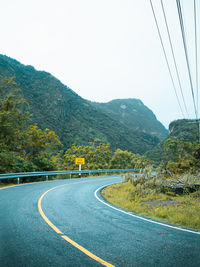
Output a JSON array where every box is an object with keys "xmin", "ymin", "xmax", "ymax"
[
  {"xmin": 0, "ymin": 75, "xmax": 157, "ymax": 175},
  {"xmin": 21, "ymin": 124, "xmax": 62, "ymax": 172},
  {"xmin": 163, "ymin": 137, "xmax": 200, "ymax": 174},
  {"xmin": 23, "ymin": 124, "xmax": 62, "ymax": 157},
  {"xmin": 0, "ymin": 76, "xmax": 63, "ymax": 174},
  {"xmin": 132, "ymin": 154, "xmax": 152, "ymax": 169},
  {"xmin": 91, "ymin": 99, "xmax": 168, "ymax": 141},
  {"xmin": 146, "ymin": 119, "xmax": 200, "ymax": 166},
  {"xmin": 51, "ymin": 151, "xmax": 64, "ymax": 170},
  {"xmin": 1, "ymin": 56, "xmax": 199, "ymax": 180},
  {"xmin": 169, "ymin": 119, "xmax": 199, "ymax": 142},
  {"xmin": 146, "ymin": 119, "xmax": 200, "ymax": 174},
  {"xmin": 145, "ymin": 143, "xmax": 164, "ymax": 164},
  {"xmin": 63, "ymin": 140, "xmax": 111, "ymax": 170},
  {"xmin": 102, "ymin": 173, "xmax": 200, "ymax": 230},
  {"xmin": 110, "ymin": 149, "xmax": 135, "ymax": 169},
  {"xmin": 0, "ymin": 76, "xmax": 29, "ymax": 152},
  {"xmin": 0, "ymin": 54, "xmax": 162, "ymax": 154},
  {"xmin": 63, "ymin": 144, "xmax": 153, "ymax": 171}
]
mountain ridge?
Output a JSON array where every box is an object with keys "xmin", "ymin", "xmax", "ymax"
[
  {"xmin": 91, "ymin": 98, "xmax": 167, "ymax": 140},
  {"xmin": 169, "ymin": 119, "xmax": 199, "ymax": 142},
  {"xmin": 0, "ymin": 54, "xmax": 167, "ymax": 154}
]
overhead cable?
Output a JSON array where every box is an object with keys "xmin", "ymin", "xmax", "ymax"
[
  {"xmin": 176, "ymin": 0, "xmax": 198, "ymax": 119},
  {"xmin": 194, "ymin": 0, "xmax": 199, "ymax": 116},
  {"xmin": 160, "ymin": 0, "xmax": 189, "ymax": 118},
  {"xmin": 149, "ymin": 0, "xmax": 185, "ymax": 117}
]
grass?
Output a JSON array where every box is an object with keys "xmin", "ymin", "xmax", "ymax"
[
  {"xmin": 0, "ymin": 183, "xmax": 16, "ymax": 188},
  {"xmin": 101, "ymin": 178, "xmax": 200, "ymax": 231}
]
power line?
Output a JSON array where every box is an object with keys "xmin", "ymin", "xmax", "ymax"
[
  {"xmin": 176, "ymin": 0, "xmax": 198, "ymax": 119},
  {"xmin": 149, "ymin": 0, "xmax": 185, "ymax": 118},
  {"xmin": 160, "ymin": 0, "xmax": 189, "ymax": 118},
  {"xmin": 194, "ymin": 0, "xmax": 198, "ymax": 116},
  {"xmin": 194, "ymin": 0, "xmax": 200, "ymax": 143}
]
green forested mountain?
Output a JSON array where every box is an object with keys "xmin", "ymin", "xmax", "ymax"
[
  {"xmin": 0, "ymin": 54, "xmax": 166, "ymax": 154},
  {"xmin": 169, "ymin": 119, "xmax": 200, "ymax": 142},
  {"xmin": 91, "ymin": 99, "xmax": 167, "ymax": 140},
  {"xmin": 146, "ymin": 118, "xmax": 200, "ymax": 163}
]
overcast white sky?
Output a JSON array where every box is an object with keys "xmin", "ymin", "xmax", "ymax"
[{"xmin": 1, "ymin": 0, "xmax": 199, "ymax": 128}]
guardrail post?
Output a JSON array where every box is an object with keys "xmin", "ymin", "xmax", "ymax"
[
  {"xmin": 46, "ymin": 175, "xmax": 48, "ymax": 181},
  {"xmin": 17, "ymin": 177, "xmax": 20, "ymax": 184}
]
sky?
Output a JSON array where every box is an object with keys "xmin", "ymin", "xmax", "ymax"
[{"xmin": 1, "ymin": 0, "xmax": 199, "ymax": 128}]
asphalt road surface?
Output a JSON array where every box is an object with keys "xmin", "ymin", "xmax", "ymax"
[{"xmin": 0, "ymin": 176, "xmax": 200, "ymax": 267}]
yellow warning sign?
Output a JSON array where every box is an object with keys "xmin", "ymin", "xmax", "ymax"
[{"xmin": 75, "ymin": 158, "xmax": 85, "ymax": 165}]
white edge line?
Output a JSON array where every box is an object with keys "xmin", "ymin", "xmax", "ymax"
[
  {"xmin": 94, "ymin": 183, "xmax": 200, "ymax": 236},
  {"xmin": 0, "ymin": 180, "xmax": 53, "ymax": 190}
]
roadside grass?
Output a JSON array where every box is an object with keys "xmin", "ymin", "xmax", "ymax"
[
  {"xmin": 0, "ymin": 183, "xmax": 16, "ymax": 188},
  {"xmin": 101, "ymin": 179, "xmax": 200, "ymax": 231}
]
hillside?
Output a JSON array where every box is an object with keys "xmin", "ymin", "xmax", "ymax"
[
  {"xmin": 169, "ymin": 119, "xmax": 200, "ymax": 142},
  {"xmin": 91, "ymin": 99, "xmax": 167, "ymax": 140},
  {"xmin": 145, "ymin": 118, "xmax": 200, "ymax": 162},
  {"xmin": 0, "ymin": 54, "xmax": 165, "ymax": 154}
]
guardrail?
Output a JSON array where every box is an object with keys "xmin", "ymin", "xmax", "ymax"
[{"xmin": 0, "ymin": 169, "xmax": 140, "ymax": 184}]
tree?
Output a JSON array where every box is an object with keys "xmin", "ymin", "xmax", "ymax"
[
  {"xmin": 23, "ymin": 124, "xmax": 62, "ymax": 156},
  {"xmin": 63, "ymin": 140, "xmax": 111, "ymax": 170},
  {"xmin": 0, "ymin": 76, "xmax": 29, "ymax": 173},
  {"xmin": 0, "ymin": 76, "xmax": 63, "ymax": 173},
  {"xmin": 110, "ymin": 149, "xmax": 135, "ymax": 169},
  {"xmin": 132, "ymin": 154, "xmax": 152, "ymax": 169},
  {"xmin": 21, "ymin": 124, "xmax": 63, "ymax": 171},
  {"xmin": 163, "ymin": 137, "xmax": 200, "ymax": 174},
  {"xmin": 0, "ymin": 76, "xmax": 29, "ymax": 152}
]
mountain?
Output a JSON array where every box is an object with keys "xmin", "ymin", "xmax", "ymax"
[
  {"xmin": 91, "ymin": 99, "xmax": 167, "ymax": 140},
  {"xmin": 0, "ymin": 54, "xmax": 166, "ymax": 154},
  {"xmin": 145, "ymin": 119, "xmax": 200, "ymax": 163},
  {"xmin": 169, "ymin": 119, "xmax": 199, "ymax": 142}
]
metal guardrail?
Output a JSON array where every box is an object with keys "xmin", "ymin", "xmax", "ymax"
[{"xmin": 0, "ymin": 169, "xmax": 140, "ymax": 184}]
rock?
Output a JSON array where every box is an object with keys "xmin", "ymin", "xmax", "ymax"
[{"xmin": 165, "ymin": 184, "xmax": 200, "ymax": 195}]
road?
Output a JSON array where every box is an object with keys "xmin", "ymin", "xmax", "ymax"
[{"xmin": 0, "ymin": 176, "xmax": 200, "ymax": 267}]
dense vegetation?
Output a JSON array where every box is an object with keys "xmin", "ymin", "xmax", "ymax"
[
  {"xmin": 0, "ymin": 54, "xmax": 166, "ymax": 154},
  {"xmin": 169, "ymin": 119, "xmax": 199, "ymax": 142},
  {"xmin": 145, "ymin": 119, "xmax": 200, "ymax": 166},
  {"xmin": 102, "ymin": 171, "xmax": 200, "ymax": 230},
  {"xmin": 0, "ymin": 76, "xmax": 62, "ymax": 173},
  {"xmin": 0, "ymin": 75, "xmax": 155, "ymax": 176},
  {"xmin": 102, "ymin": 129, "xmax": 200, "ymax": 230},
  {"xmin": 91, "ymin": 99, "xmax": 168, "ymax": 140},
  {"xmin": 1, "ymin": 53, "xmax": 199, "ymax": 225}
]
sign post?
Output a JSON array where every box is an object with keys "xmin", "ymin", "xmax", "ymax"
[
  {"xmin": 75, "ymin": 158, "xmax": 85, "ymax": 178},
  {"xmin": 79, "ymin": 164, "xmax": 81, "ymax": 178}
]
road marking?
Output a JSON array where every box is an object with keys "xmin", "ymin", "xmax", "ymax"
[
  {"xmin": 38, "ymin": 186, "xmax": 63, "ymax": 234},
  {"xmin": 62, "ymin": 235, "xmax": 114, "ymax": 267},
  {"xmin": 95, "ymin": 183, "xmax": 200, "ymax": 236},
  {"xmin": 0, "ymin": 180, "xmax": 52, "ymax": 190},
  {"xmin": 38, "ymin": 178, "xmax": 116, "ymax": 267}
]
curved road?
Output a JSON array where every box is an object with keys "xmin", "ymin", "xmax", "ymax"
[{"xmin": 0, "ymin": 176, "xmax": 200, "ymax": 267}]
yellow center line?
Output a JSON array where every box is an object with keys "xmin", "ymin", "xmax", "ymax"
[{"xmin": 38, "ymin": 179, "xmax": 115, "ymax": 267}]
